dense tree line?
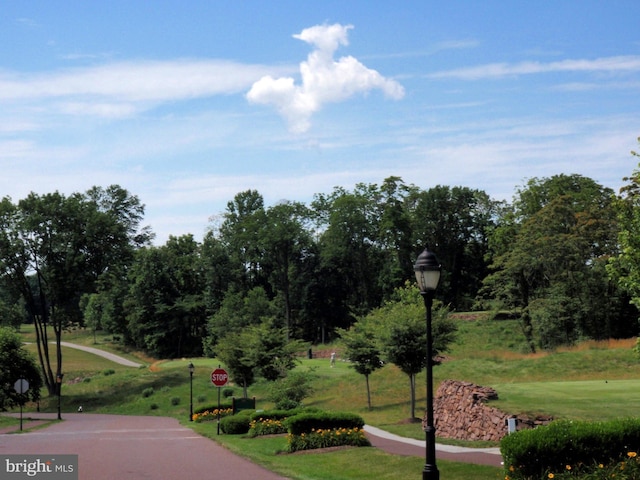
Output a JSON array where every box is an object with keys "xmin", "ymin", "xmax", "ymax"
[{"xmin": 3, "ymin": 145, "xmax": 640, "ymax": 388}]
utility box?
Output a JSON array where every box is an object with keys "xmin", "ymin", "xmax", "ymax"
[{"xmin": 507, "ymin": 417, "xmax": 518, "ymax": 434}]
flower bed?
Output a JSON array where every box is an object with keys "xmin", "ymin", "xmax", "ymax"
[
  {"xmin": 286, "ymin": 427, "xmax": 370, "ymax": 453},
  {"xmin": 248, "ymin": 417, "xmax": 288, "ymax": 437},
  {"xmin": 192, "ymin": 408, "xmax": 233, "ymax": 422}
]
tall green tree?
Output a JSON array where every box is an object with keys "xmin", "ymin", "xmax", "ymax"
[
  {"xmin": 125, "ymin": 235, "xmax": 206, "ymax": 358},
  {"xmin": 608, "ymin": 138, "xmax": 640, "ymax": 330},
  {"xmin": 409, "ymin": 185, "xmax": 499, "ymax": 309},
  {"xmin": 483, "ymin": 174, "xmax": 632, "ymax": 350},
  {"xmin": 0, "ymin": 186, "xmax": 149, "ymax": 394}
]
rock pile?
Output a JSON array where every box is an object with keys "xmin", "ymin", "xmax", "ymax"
[
  {"xmin": 425, "ymin": 380, "xmax": 553, "ymax": 441},
  {"xmin": 427, "ymin": 380, "xmax": 508, "ymax": 441}
]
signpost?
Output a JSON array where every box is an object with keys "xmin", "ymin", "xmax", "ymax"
[
  {"xmin": 211, "ymin": 367, "xmax": 228, "ymax": 435},
  {"xmin": 14, "ymin": 378, "xmax": 29, "ymax": 431}
]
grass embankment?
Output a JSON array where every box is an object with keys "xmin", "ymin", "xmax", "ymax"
[{"xmin": 13, "ymin": 318, "xmax": 640, "ymax": 480}]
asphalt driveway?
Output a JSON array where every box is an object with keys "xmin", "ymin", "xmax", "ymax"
[{"xmin": 1, "ymin": 414, "xmax": 289, "ymax": 480}]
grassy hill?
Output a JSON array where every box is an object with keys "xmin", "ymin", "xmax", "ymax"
[{"xmin": 11, "ymin": 318, "xmax": 640, "ymax": 480}]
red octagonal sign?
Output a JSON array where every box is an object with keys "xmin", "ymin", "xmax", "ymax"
[{"xmin": 211, "ymin": 368, "xmax": 228, "ymax": 387}]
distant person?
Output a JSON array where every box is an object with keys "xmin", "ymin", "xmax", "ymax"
[{"xmin": 330, "ymin": 352, "xmax": 336, "ymax": 367}]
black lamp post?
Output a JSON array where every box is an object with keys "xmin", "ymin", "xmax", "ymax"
[
  {"xmin": 414, "ymin": 247, "xmax": 441, "ymax": 480},
  {"xmin": 188, "ymin": 362, "xmax": 195, "ymax": 421},
  {"xmin": 56, "ymin": 373, "xmax": 64, "ymax": 420}
]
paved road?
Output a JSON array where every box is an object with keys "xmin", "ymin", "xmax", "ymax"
[{"xmin": 1, "ymin": 414, "xmax": 289, "ymax": 480}]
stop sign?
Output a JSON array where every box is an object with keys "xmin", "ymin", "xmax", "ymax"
[{"xmin": 211, "ymin": 368, "xmax": 228, "ymax": 387}]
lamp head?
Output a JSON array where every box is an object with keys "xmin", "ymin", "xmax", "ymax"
[{"xmin": 414, "ymin": 247, "xmax": 441, "ymax": 292}]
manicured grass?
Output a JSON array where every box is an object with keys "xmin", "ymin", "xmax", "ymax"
[
  {"xmin": 492, "ymin": 379, "xmax": 640, "ymax": 421},
  {"xmin": 13, "ymin": 323, "xmax": 640, "ymax": 480},
  {"xmin": 193, "ymin": 425, "xmax": 502, "ymax": 480}
]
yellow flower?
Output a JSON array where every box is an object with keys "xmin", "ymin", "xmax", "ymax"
[
  {"xmin": 509, "ymin": 466, "xmax": 515, "ymax": 472},
  {"xmin": 548, "ymin": 474, "xmax": 554, "ymax": 478},
  {"xmin": 565, "ymin": 465, "xmax": 572, "ymax": 470},
  {"xmin": 628, "ymin": 452, "xmax": 638, "ymax": 458},
  {"xmin": 599, "ymin": 464, "xmax": 604, "ymax": 468}
]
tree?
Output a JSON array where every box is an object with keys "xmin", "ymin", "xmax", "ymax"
[
  {"xmin": 125, "ymin": 235, "xmax": 206, "ymax": 358},
  {"xmin": 0, "ymin": 186, "xmax": 149, "ymax": 395},
  {"xmin": 338, "ymin": 322, "xmax": 383, "ymax": 409},
  {"xmin": 482, "ymin": 174, "xmax": 632, "ymax": 350},
  {"xmin": 408, "ymin": 185, "xmax": 499, "ymax": 309},
  {"xmin": 363, "ymin": 283, "xmax": 456, "ymax": 420},
  {"xmin": 0, "ymin": 327, "xmax": 42, "ymax": 410},
  {"xmin": 260, "ymin": 201, "xmax": 313, "ymax": 339},
  {"xmin": 215, "ymin": 330, "xmax": 257, "ymax": 398},
  {"xmin": 609, "ymin": 138, "xmax": 640, "ymax": 312}
]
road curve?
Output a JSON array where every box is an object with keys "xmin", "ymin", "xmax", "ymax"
[{"xmin": 1, "ymin": 414, "xmax": 289, "ymax": 480}]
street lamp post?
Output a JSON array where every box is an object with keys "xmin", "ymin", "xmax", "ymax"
[
  {"xmin": 56, "ymin": 373, "xmax": 64, "ymax": 420},
  {"xmin": 414, "ymin": 247, "xmax": 442, "ymax": 480},
  {"xmin": 188, "ymin": 362, "xmax": 195, "ymax": 421}
]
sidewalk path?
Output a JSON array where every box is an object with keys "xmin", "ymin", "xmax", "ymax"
[
  {"xmin": 59, "ymin": 342, "xmax": 143, "ymax": 368},
  {"xmin": 364, "ymin": 425, "xmax": 503, "ymax": 467}
]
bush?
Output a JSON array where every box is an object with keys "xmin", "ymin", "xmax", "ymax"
[
  {"xmin": 284, "ymin": 411, "xmax": 369, "ymax": 453},
  {"xmin": 247, "ymin": 408, "xmax": 321, "ymax": 437},
  {"xmin": 267, "ymin": 370, "xmax": 316, "ymax": 410},
  {"xmin": 149, "ymin": 403, "xmax": 159, "ymax": 410},
  {"xmin": 103, "ymin": 369, "xmax": 115, "ymax": 376},
  {"xmin": 219, "ymin": 415, "xmax": 251, "ymax": 435},
  {"xmin": 222, "ymin": 388, "xmax": 234, "ymax": 398},
  {"xmin": 170, "ymin": 397, "xmax": 180, "ymax": 406},
  {"xmin": 286, "ymin": 412, "xmax": 365, "ymax": 436},
  {"xmin": 141, "ymin": 387, "xmax": 154, "ymax": 398},
  {"xmin": 501, "ymin": 418, "xmax": 640, "ymax": 479}
]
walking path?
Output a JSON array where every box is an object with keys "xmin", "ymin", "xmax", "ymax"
[
  {"xmin": 58, "ymin": 342, "xmax": 143, "ymax": 368},
  {"xmin": 364, "ymin": 425, "xmax": 503, "ymax": 467}
]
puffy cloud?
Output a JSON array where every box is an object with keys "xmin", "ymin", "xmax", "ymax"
[{"xmin": 246, "ymin": 23, "xmax": 405, "ymax": 133}]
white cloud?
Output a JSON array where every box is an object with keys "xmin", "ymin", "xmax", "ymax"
[
  {"xmin": 429, "ymin": 55, "xmax": 640, "ymax": 80},
  {"xmin": 0, "ymin": 59, "xmax": 290, "ymax": 106},
  {"xmin": 246, "ymin": 23, "xmax": 405, "ymax": 133}
]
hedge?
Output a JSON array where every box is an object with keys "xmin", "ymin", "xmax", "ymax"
[
  {"xmin": 286, "ymin": 411, "xmax": 365, "ymax": 435},
  {"xmin": 219, "ymin": 414, "xmax": 251, "ymax": 435},
  {"xmin": 501, "ymin": 418, "xmax": 640, "ymax": 479}
]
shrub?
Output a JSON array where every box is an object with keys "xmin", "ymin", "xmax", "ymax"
[
  {"xmin": 141, "ymin": 387, "xmax": 154, "ymax": 398},
  {"xmin": 267, "ymin": 370, "xmax": 316, "ymax": 410},
  {"xmin": 103, "ymin": 369, "xmax": 115, "ymax": 376},
  {"xmin": 286, "ymin": 427, "xmax": 370, "ymax": 453},
  {"xmin": 286, "ymin": 412, "xmax": 365, "ymax": 436},
  {"xmin": 170, "ymin": 397, "xmax": 180, "ymax": 406},
  {"xmin": 284, "ymin": 411, "xmax": 370, "ymax": 452},
  {"xmin": 247, "ymin": 408, "xmax": 321, "ymax": 437},
  {"xmin": 222, "ymin": 388, "xmax": 234, "ymax": 398},
  {"xmin": 501, "ymin": 418, "xmax": 640, "ymax": 479},
  {"xmin": 219, "ymin": 415, "xmax": 251, "ymax": 435},
  {"xmin": 149, "ymin": 403, "xmax": 159, "ymax": 410},
  {"xmin": 248, "ymin": 417, "xmax": 287, "ymax": 437}
]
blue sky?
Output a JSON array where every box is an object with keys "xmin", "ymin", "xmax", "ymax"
[{"xmin": 2, "ymin": 1, "xmax": 639, "ymax": 244}]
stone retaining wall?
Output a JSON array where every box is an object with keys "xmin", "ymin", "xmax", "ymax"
[{"xmin": 424, "ymin": 379, "xmax": 552, "ymax": 442}]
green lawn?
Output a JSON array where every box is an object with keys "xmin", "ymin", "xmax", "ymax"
[{"xmin": 12, "ymin": 322, "xmax": 640, "ymax": 480}]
